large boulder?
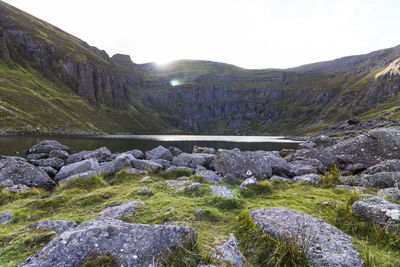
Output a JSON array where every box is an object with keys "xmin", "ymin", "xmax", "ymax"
[
  {"xmin": 29, "ymin": 158, "xmax": 65, "ymax": 170},
  {"xmin": 19, "ymin": 218, "xmax": 197, "ymax": 267},
  {"xmin": 0, "ymin": 210, "xmax": 13, "ymax": 225},
  {"xmin": 0, "ymin": 161, "xmax": 55, "ymax": 188},
  {"xmin": 214, "ymin": 149, "xmax": 288, "ymax": 180},
  {"xmin": 363, "ymin": 159, "xmax": 400, "ymax": 175},
  {"xmin": 66, "ymin": 147, "xmax": 111, "ymax": 164},
  {"xmin": 249, "ymin": 208, "xmax": 364, "ymax": 267},
  {"xmin": 124, "ymin": 149, "xmax": 145, "ymax": 159},
  {"xmin": 0, "ymin": 156, "xmax": 26, "ymax": 169},
  {"xmin": 27, "ymin": 140, "xmax": 71, "ymax": 155},
  {"xmin": 172, "ymin": 153, "xmax": 215, "ymax": 169},
  {"xmin": 27, "ymin": 220, "xmax": 77, "ymax": 235},
  {"xmin": 97, "ymin": 158, "xmax": 132, "ymax": 176},
  {"xmin": 131, "ymin": 159, "xmax": 163, "ymax": 173},
  {"xmin": 145, "ymin": 145, "xmax": 173, "ymax": 161},
  {"xmin": 289, "ymin": 158, "xmax": 326, "ymax": 176},
  {"xmin": 55, "ymin": 159, "xmax": 100, "ymax": 182},
  {"xmin": 215, "ymin": 233, "xmax": 243, "ymax": 267},
  {"xmin": 288, "ymin": 148, "xmax": 337, "ymax": 168},
  {"xmin": 195, "ymin": 166, "xmax": 222, "ymax": 183},
  {"xmin": 326, "ymin": 127, "xmax": 400, "ymax": 168},
  {"xmin": 378, "ymin": 188, "xmax": 400, "ymax": 202},
  {"xmin": 352, "ymin": 194, "xmax": 400, "ymax": 231},
  {"xmin": 99, "ymin": 202, "xmax": 144, "ymax": 219},
  {"xmin": 355, "ymin": 172, "xmax": 400, "ymax": 188}
]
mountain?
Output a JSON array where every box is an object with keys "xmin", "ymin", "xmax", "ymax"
[{"xmin": 1, "ymin": 0, "xmax": 400, "ymax": 135}]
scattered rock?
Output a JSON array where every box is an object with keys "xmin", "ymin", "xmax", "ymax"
[
  {"xmin": 138, "ymin": 186, "xmax": 152, "ymax": 194},
  {"xmin": 29, "ymin": 157, "xmax": 65, "ymax": 170},
  {"xmin": 340, "ymin": 176, "xmax": 355, "ymax": 186},
  {"xmin": 66, "ymin": 147, "xmax": 111, "ymax": 164},
  {"xmin": 352, "ymin": 194, "xmax": 400, "ymax": 231},
  {"xmin": 175, "ymin": 182, "xmax": 204, "ymax": 192},
  {"xmin": 99, "ymin": 201, "xmax": 144, "ymax": 219},
  {"xmin": 356, "ymin": 172, "xmax": 400, "ymax": 188},
  {"xmin": 139, "ymin": 176, "xmax": 152, "ymax": 182},
  {"xmin": 28, "ymin": 220, "xmax": 77, "ymax": 235},
  {"xmin": 378, "ymin": 188, "xmax": 400, "ymax": 202},
  {"xmin": 26, "ymin": 153, "xmax": 47, "ymax": 161},
  {"xmin": 0, "ymin": 178, "xmax": 14, "ymax": 188},
  {"xmin": 55, "ymin": 159, "xmax": 100, "ymax": 182},
  {"xmin": 0, "ymin": 210, "xmax": 13, "ymax": 225},
  {"xmin": 152, "ymin": 159, "xmax": 172, "ymax": 169},
  {"xmin": 269, "ymin": 175, "xmax": 291, "ymax": 182},
  {"xmin": 19, "ymin": 218, "xmax": 197, "ymax": 267},
  {"xmin": 38, "ymin": 166, "xmax": 57, "ymax": 177},
  {"xmin": 124, "ymin": 149, "xmax": 145, "ymax": 159},
  {"xmin": 321, "ymin": 201, "xmax": 338, "ymax": 205},
  {"xmin": 195, "ymin": 166, "xmax": 222, "ymax": 183},
  {"xmin": 335, "ymin": 185, "xmax": 368, "ymax": 192},
  {"xmin": 250, "ymin": 208, "xmax": 364, "ymax": 267},
  {"xmin": 167, "ymin": 181, "xmax": 188, "ymax": 188},
  {"xmin": 239, "ymin": 177, "xmax": 258, "ymax": 190},
  {"xmin": 97, "ymin": 157, "xmax": 131, "ymax": 176},
  {"xmin": 289, "ymin": 158, "xmax": 326, "ymax": 176},
  {"xmin": 215, "ymin": 233, "xmax": 243, "ymax": 267},
  {"xmin": 292, "ymin": 174, "xmax": 321, "ymax": 184},
  {"xmin": 58, "ymin": 171, "xmax": 96, "ymax": 185},
  {"xmin": 166, "ymin": 165, "xmax": 190, "ymax": 173},
  {"xmin": 172, "ymin": 153, "xmax": 215, "ymax": 169},
  {"xmin": 131, "ymin": 159, "xmax": 163, "ymax": 173},
  {"xmin": 27, "ymin": 140, "xmax": 71, "ymax": 155},
  {"xmin": 298, "ymin": 141, "xmax": 315, "ymax": 149},
  {"xmin": 145, "ymin": 145, "xmax": 173, "ymax": 161},
  {"xmin": 210, "ymin": 185, "xmax": 237, "ymax": 199}
]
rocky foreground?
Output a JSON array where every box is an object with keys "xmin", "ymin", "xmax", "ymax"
[{"xmin": 1, "ymin": 127, "xmax": 400, "ymax": 266}]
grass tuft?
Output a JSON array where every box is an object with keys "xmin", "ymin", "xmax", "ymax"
[
  {"xmin": 160, "ymin": 168, "xmax": 193, "ymax": 180},
  {"xmin": 207, "ymin": 196, "xmax": 244, "ymax": 211},
  {"xmin": 240, "ymin": 180, "xmax": 273, "ymax": 198},
  {"xmin": 320, "ymin": 165, "xmax": 341, "ymax": 188},
  {"xmin": 81, "ymin": 250, "xmax": 118, "ymax": 267},
  {"xmin": 59, "ymin": 175, "xmax": 108, "ymax": 191}
]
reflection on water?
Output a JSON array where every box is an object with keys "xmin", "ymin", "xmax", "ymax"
[{"xmin": 0, "ymin": 135, "xmax": 299, "ymax": 156}]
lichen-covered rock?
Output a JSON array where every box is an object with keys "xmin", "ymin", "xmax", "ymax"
[
  {"xmin": 250, "ymin": 208, "xmax": 364, "ymax": 267},
  {"xmin": 99, "ymin": 202, "xmax": 144, "ymax": 219},
  {"xmin": 352, "ymin": 194, "xmax": 400, "ymax": 231},
  {"xmin": 28, "ymin": 220, "xmax": 77, "ymax": 235},
  {"xmin": 124, "ymin": 149, "xmax": 145, "ymax": 159},
  {"xmin": 175, "ymin": 182, "xmax": 204, "ymax": 192},
  {"xmin": 27, "ymin": 140, "xmax": 71, "ymax": 155},
  {"xmin": 48, "ymin": 150, "xmax": 69, "ymax": 159},
  {"xmin": 0, "ymin": 161, "xmax": 55, "ymax": 188},
  {"xmin": 356, "ymin": 172, "xmax": 400, "ymax": 188},
  {"xmin": 66, "ymin": 147, "xmax": 111, "ymax": 164},
  {"xmin": 55, "ymin": 159, "xmax": 100, "ymax": 182},
  {"xmin": 378, "ymin": 188, "xmax": 400, "ymax": 202},
  {"xmin": 239, "ymin": 177, "xmax": 258, "ymax": 190},
  {"xmin": 18, "ymin": 218, "xmax": 197, "ymax": 267},
  {"xmin": 195, "ymin": 166, "xmax": 222, "ymax": 183},
  {"xmin": 293, "ymin": 173, "xmax": 321, "ymax": 184},
  {"xmin": 363, "ymin": 159, "xmax": 400, "ymax": 175},
  {"xmin": 38, "ymin": 166, "xmax": 58, "ymax": 177},
  {"xmin": 145, "ymin": 145, "xmax": 173, "ymax": 161},
  {"xmin": 97, "ymin": 157, "xmax": 131, "ymax": 176},
  {"xmin": 210, "ymin": 186, "xmax": 237, "ymax": 199},
  {"xmin": 215, "ymin": 233, "xmax": 243, "ymax": 267},
  {"xmin": 58, "ymin": 171, "xmax": 97, "ymax": 185},
  {"xmin": 289, "ymin": 158, "xmax": 326, "ymax": 176},
  {"xmin": 167, "ymin": 181, "xmax": 188, "ymax": 188},
  {"xmin": 29, "ymin": 157, "xmax": 65, "ymax": 170},
  {"xmin": 172, "ymin": 153, "xmax": 215, "ymax": 169},
  {"xmin": 3, "ymin": 184, "xmax": 30, "ymax": 193},
  {"xmin": 131, "ymin": 159, "xmax": 163, "ymax": 173},
  {"xmin": 0, "ymin": 210, "xmax": 13, "ymax": 225}
]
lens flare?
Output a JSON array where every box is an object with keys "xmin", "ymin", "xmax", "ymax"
[{"xmin": 169, "ymin": 79, "xmax": 181, "ymax": 86}]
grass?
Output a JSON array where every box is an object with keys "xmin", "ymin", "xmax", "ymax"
[
  {"xmin": 1, "ymin": 173, "xmax": 400, "ymax": 266},
  {"xmin": 320, "ymin": 165, "xmax": 342, "ymax": 188}
]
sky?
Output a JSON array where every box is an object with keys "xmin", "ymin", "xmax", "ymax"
[{"xmin": 3, "ymin": 0, "xmax": 400, "ymax": 69}]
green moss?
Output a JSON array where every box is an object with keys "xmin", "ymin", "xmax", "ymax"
[
  {"xmin": 160, "ymin": 168, "xmax": 193, "ymax": 180},
  {"xmin": 81, "ymin": 251, "xmax": 118, "ymax": 267},
  {"xmin": 240, "ymin": 180, "xmax": 273, "ymax": 198}
]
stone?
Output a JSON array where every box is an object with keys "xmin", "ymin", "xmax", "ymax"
[
  {"xmin": 352, "ymin": 194, "xmax": 400, "ymax": 231},
  {"xmin": 340, "ymin": 176, "xmax": 355, "ymax": 186},
  {"xmin": 215, "ymin": 233, "xmax": 243, "ymax": 267},
  {"xmin": 289, "ymin": 158, "xmax": 326, "ymax": 176},
  {"xmin": 239, "ymin": 177, "xmax": 258, "ymax": 190},
  {"xmin": 66, "ymin": 147, "xmax": 111, "ymax": 164},
  {"xmin": 0, "ymin": 178, "xmax": 14, "ymax": 188},
  {"xmin": 210, "ymin": 186, "xmax": 237, "ymax": 199},
  {"xmin": 139, "ymin": 176, "xmax": 152, "ymax": 182},
  {"xmin": 55, "ymin": 159, "xmax": 100, "ymax": 182},
  {"xmin": 335, "ymin": 185, "xmax": 368, "ymax": 192},
  {"xmin": 0, "ymin": 161, "xmax": 55, "ymax": 188},
  {"xmin": 363, "ymin": 159, "xmax": 400, "ymax": 175},
  {"xmin": 0, "ymin": 210, "xmax": 13, "ymax": 225},
  {"xmin": 289, "ymin": 148, "xmax": 336, "ymax": 168},
  {"xmin": 168, "ymin": 146, "xmax": 182, "ymax": 157},
  {"xmin": 269, "ymin": 175, "xmax": 291, "ymax": 182},
  {"xmin": 355, "ymin": 172, "xmax": 400, "ymax": 188},
  {"xmin": 28, "ymin": 220, "xmax": 77, "ymax": 235},
  {"xmin": 26, "ymin": 153, "xmax": 47, "ymax": 161},
  {"xmin": 292, "ymin": 174, "xmax": 321, "ymax": 184},
  {"xmin": 124, "ymin": 149, "xmax": 145, "ymax": 159},
  {"xmin": 97, "ymin": 157, "xmax": 131, "ymax": 176},
  {"xmin": 115, "ymin": 153, "xmax": 136, "ymax": 164},
  {"xmin": 48, "ymin": 149, "xmax": 69, "ymax": 159},
  {"xmin": 378, "ymin": 188, "xmax": 400, "ymax": 202},
  {"xmin": 27, "ymin": 140, "xmax": 71, "ymax": 155},
  {"xmin": 131, "ymin": 159, "xmax": 163, "ymax": 173},
  {"xmin": 172, "ymin": 153, "xmax": 215, "ymax": 169},
  {"xmin": 29, "ymin": 157, "xmax": 65, "ymax": 170},
  {"xmin": 152, "ymin": 159, "xmax": 172, "ymax": 169},
  {"xmin": 19, "ymin": 218, "xmax": 197, "ymax": 267},
  {"xmin": 344, "ymin": 163, "xmax": 366, "ymax": 175},
  {"xmin": 166, "ymin": 165, "xmax": 190, "ymax": 173},
  {"xmin": 250, "ymin": 208, "xmax": 364, "ymax": 267},
  {"xmin": 38, "ymin": 166, "xmax": 57, "ymax": 177},
  {"xmin": 3, "ymin": 184, "xmax": 30, "ymax": 193},
  {"xmin": 99, "ymin": 201, "xmax": 144, "ymax": 219},
  {"xmin": 58, "ymin": 171, "xmax": 97, "ymax": 185},
  {"xmin": 193, "ymin": 146, "xmax": 215, "ymax": 154},
  {"xmin": 298, "ymin": 141, "xmax": 315, "ymax": 149},
  {"xmin": 175, "ymin": 182, "xmax": 204, "ymax": 192},
  {"xmin": 145, "ymin": 145, "xmax": 173, "ymax": 161},
  {"xmin": 167, "ymin": 181, "xmax": 188, "ymax": 188},
  {"xmin": 128, "ymin": 168, "xmax": 148, "ymax": 175},
  {"xmin": 195, "ymin": 166, "xmax": 222, "ymax": 183},
  {"xmin": 138, "ymin": 186, "xmax": 152, "ymax": 194}
]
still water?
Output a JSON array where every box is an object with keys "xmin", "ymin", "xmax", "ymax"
[{"xmin": 0, "ymin": 135, "xmax": 300, "ymax": 156}]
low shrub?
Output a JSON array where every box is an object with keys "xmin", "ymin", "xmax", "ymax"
[{"xmin": 320, "ymin": 165, "xmax": 341, "ymax": 188}]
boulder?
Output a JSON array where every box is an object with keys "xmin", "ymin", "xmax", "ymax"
[
  {"xmin": 195, "ymin": 166, "xmax": 222, "ymax": 183},
  {"xmin": 168, "ymin": 146, "xmax": 183, "ymax": 157},
  {"xmin": 98, "ymin": 158, "xmax": 131, "ymax": 176},
  {"xmin": 0, "ymin": 178, "xmax": 14, "ymax": 188},
  {"xmin": 0, "ymin": 156, "xmax": 27, "ymax": 169},
  {"xmin": 289, "ymin": 158, "xmax": 326, "ymax": 176},
  {"xmin": 28, "ymin": 220, "xmax": 77, "ymax": 235},
  {"xmin": 167, "ymin": 181, "xmax": 188, "ymax": 188},
  {"xmin": 298, "ymin": 141, "xmax": 315, "ymax": 149},
  {"xmin": 19, "ymin": 218, "xmax": 197, "ymax": 267},
  {"xmin": 131, "ymin": 159, "xmax": 163, "ymax": 173},
  {"xmin": 29, "ymin": 157, "xmax": 64, "ymax": 170},
  {"xmin": 145, "ymin": 145, "xmax": 173, "ymax": 161},
  {"xmin": 99, "ymin": 202, "xmax": 144, "ymax": 219},
  {"xmin": 3, "ymin": 184, "xmax": 30, "ymax": 193},
  {"xmin": 175, "ymin": 182, "xmax": 204, "ymax": 192},
  {"xmin": 0, "ymin": 210, "xmax": 13, "ymax": 225},
  {"xmin": 0, "ymin": 161, "xmax": 55, "ymax": 188},
  {"xmin": 115, "ymin": 153, "xmax": 136, "ymax": 164},
  {"xmin": 124, "ymin": 149, "xmax": 145, "ymax": 159},
  {"xmin": 210, "ymin": 186, "xmax": 237, "ymax": 199},
  {"xmin": 352, "ymin": 194, "xmax": 400, "ymax": 231},
  {"xmin": 55, "ymin": 159, "xmax": 100, "ymax": 182},
  {"xmin": 27, "ymin": 140, "xmax": 71, "ymax": 155},
  {"xmin": 378, "ymin": 188, "xmax": 400, "ymax": 202},
  {"xmin": 289, "ymin": 148, "xmax": 337, "ymax": 168},
  {"xmin": 193, "ymin": 146, "xmax": 215, "ymax": 154},
  {"xmin": 239, "ymin": 177, "xmax": 258, "ymax": 190},
  {"xmin": 269, "ymin": 175, "xmax": 291, "ymax": 182},
  {"xmin": 66, "ymin": 147, "xmax": 111, "ymax": 164},
  {"xmin": 58, "ymin": 171, "xmax": 97, "ymax": 185},
  {"xmin": 152, "ymin": 159, "xmax": 172, "ymax": 169},
  {"xmin": 172, "ymin": 153, "xmax": 215, "ymax": 169},
  {"xmin": 355, "ymin": 172, "xmax": 400, "ymax": 188},
  {"xmin": 363, "ymin": 159, "xmax": 400, "ymax": 175},
  {"xmin": 26, "ymin": 153, "xmax": 47, "ymax": 161},
  {"xmin": 250, "ymin": 208, "xmax": 364, "ymax": 267},
  {"xmin": 49, "ymin": 150, "xmax": 69, "ymax": 159},
  {"xmin": 38, "ymin": 166, "xmax": 57, "ymax": 177},
  {"xmin": 215, "ymin": 233, "xmax": 243, "ymax": 267},
  {"xmin": 138, "ymin": 187, "xmax": 152, "ymax": 194},
  {"xmin": 292, "ymin": 174, "xmax": 321, "ymax": 184}
]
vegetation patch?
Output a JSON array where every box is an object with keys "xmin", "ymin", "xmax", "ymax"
[
  {"xmin": 320, "ymin": 165, "xmax": 341, "ymax": 188},
  {"xmin": 240, "ymin": 180, "xmax": 273, "ymax": 198},
  {"xmin": 81, "ymin": 250, "xmax": 118, "ymax": 267},
  {"xmin": 160, "ymin": 168, "xmax": 193, "ymax": 180}
]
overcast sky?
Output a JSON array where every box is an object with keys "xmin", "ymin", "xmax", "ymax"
[{"xmin": 3, "ymin": 0, "xmax": 400, "ymax": 69}]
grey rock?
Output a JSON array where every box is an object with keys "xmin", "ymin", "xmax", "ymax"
[
  {"xmin": 215, "ymin": 233, "xmax": 243, "ymax": 267},
  {"xmin": 38, "ymin": 166, "xmax": 57, "ymax": 177},
  {"xmin": 99, "ymin": 201, "xmax": 144, "ymax": 219},
  {"xmin": 167, "ymin": 181, "xmax": 188, "ymax": 188},
  {"xmin": 98, "ymin": 157, "xmax": 131, "ymax": 176},
  {"xmin": 355, "ymin": 172, "xmax": 400, "ymax": 188},
  {"xmin": 27, "ymin": 140, "xmax": 70, "ymax": 155},
  {"xmin": 166, "ymin": 165, "xmax": 190, "ymax": 173},
  {"xmin": 145, "ymin": 145, "xmax": 173, "ymax": 161},
  {"xmin": 28, "ymin": 220, "xmax": 77, "ymax": 235},
  {"xmin": 352, "ymin": 194, "xmax": 400, "ymax": 231},
  {"xmin": 48, "ymin": 150, "xmax": 69, "ymax": 159},
  {"xmin": 289, "ymin": 148, "xmax": 337, "ymax": 168},
  {"xmin": 125, "ymin": 149, "xmax": 145, "ymax": 159},
  {"xmin": 168, "ymin": 146, "xmax": 183, "ymax": 157},
  {"xmin": 131, "ymin": 159, "xmax": 163, "ymax": 173},
  {"xmin": 66, "ymin": 147, "xmax": 111, "ymax": 164},
  {"xmin": 3, "ymin": 184, "xmax": 30, "ymax": 193},
  {"xmin": 321, "ymin": 201, "xmax": 338, "ymax": 205},
  {"xmin": 344, "ymin": 163, "xmax": 366, "ymax": 175},
  {"xmin": 172, "ymin": 153, "xmax": 215, "ymax": 169},
  {"xmin": 115, "ymin": 153, "xmax": 136, "ymax": 164},
  {"xmin": 298, "ymin": 141, "xmax": 315, "ymax": 149},
  {"xmin": 210, "ymin": 186, "xmax": 237, "ymax": 199},
  {"xmin": 0, "ymin": 161, "xmax": 55, "ymax": 188},
  {"xmin": 250, "ymin": 208, "xmax": 364, "ymax": 267},
  {"xmin": 29, "ymin": 157, "xmax": 64, "ymax": 170},
  {"xmin": 193, "ymin": 146, "xmax": 215, "ymax": 154},
  {"xmin": 195, "ymin": 166, "xmax": 222, "ymax": 183},
  {"xmin": 289, "ymin": 158, "xmax": 326, "ymax": 176},
  {"xmin": 378, "ymin": 188, "xmax": 400, "ymax": 202},
  {"xmin": 293, "ymin": 174, "xmax": 321, "ymax": 184},
  {"xmin": 26, "ymin": 153, "xmax": 48, "ymax": 161},
  {"xmin": 128, "ymin": 168, "xmax": 148, "ymax": 175},
  {"xmin": 0, "ymin": 210, "xmax": 13, "ymax": 225},
  {"xmin": 175, "ymin": 182, "xmax": 204, "ymax": 192},
  {"xmin": 138, "ymin": 186, "xmax": 152, "ymax": 194},
  {"xmin": 335, "ymin": 185, "xmax": 368, "ymax": 192},
  {"xmin": 269, "ymin": 175, "xmax": 291, "ymax": 182},
  {"xmin": 139, "ymin": 176, "xmax": 152, "ymax": 182},
  {"xmin": 340, "ymin": 176, "xmax": 355, "ymax": 186},
  {"xmin": 363, "ymin": 159, "xmax": 400, "ymax": 175},
  {"xmin": 0, "ymin": 156, "xmax": 27, "ymax": 170},
  {"xmin": 18, "ymin": 218, "xmax": 197, "ymax": 267},
  {"xmin": 152, "ymin": 159, "xmax": 172, "ymax": 169},
  {"xmin": 58, "ymin": 171, "xmax": 97, "ymax": 185},
  {"xmin": 239, "ymin": 177, "xmax": 258, "ymax": 190},
  {"xmin": 0, "ymin": 178, "xmax": 14, "ymax": 188},
  {"xmin": 55, "ymin": 159, "xmax": 100, "ymax": 182}
]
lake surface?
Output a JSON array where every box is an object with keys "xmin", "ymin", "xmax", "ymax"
[{"xmin": 0, "ymin": 135, "xmax": 300, "ymax": 156}]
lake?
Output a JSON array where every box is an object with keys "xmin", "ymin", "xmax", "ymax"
[{"xmin": 0, "ymin": 135, "xmax": 300, "ymax": 156}]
